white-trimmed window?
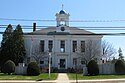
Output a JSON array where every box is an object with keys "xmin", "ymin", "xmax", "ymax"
[
  {"xmin": 40, "ymin": 61, "xmax": 44, "ymax": 64},
  {"xmin": 40, "ymin": 40, "xmax": 44, "ymax": 52},
  {"xmin": 72, "ymin": 41, "xmax": 77, "ymax": 52},
  {"xmin": 81, "ymin": 60, "xmax": 86, "ymax": 65},
  {"xmin": 48, "ymin": 40, "xmax": 53, "ymax": 52},
  {"xmin": 60, "ymin": 40, "xmax": 65, "ymax": 52},
  {"xmin": 81, "ymin": 41, "xmax": 85, "ymax": 52}
]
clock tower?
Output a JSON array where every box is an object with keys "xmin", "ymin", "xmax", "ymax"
[{"xmin": 55, "ymin": 8, "xmax": 70, "ymax": 32}]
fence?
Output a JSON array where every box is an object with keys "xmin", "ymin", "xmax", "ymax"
[
  {"xmin": 99, "ymin": 63, "xmax": 115, "ymax": 74},
  {"xmin": 15, "ymin": 63, "xmax": 27, "ymax": 75},
  {"xmin": 83, "ymin": 63, "xmax": 115, "ymax": 75}
]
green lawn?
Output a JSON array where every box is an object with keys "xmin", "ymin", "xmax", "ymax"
[
  {"xmin": 0, "ymin": 73, "xmax": 58, "ymax": 80},
  {"xmin": 68, "ymin": 73, "xmax": 125, "ymax": 80}
]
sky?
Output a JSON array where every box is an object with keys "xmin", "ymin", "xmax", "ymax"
[{"xmin": 0, "ymin": 0, "xmax": 125, "ymax": 58}]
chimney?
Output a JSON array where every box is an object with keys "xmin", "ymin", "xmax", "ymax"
[{"xmin": 33, "ymin": 23, "xmax": 36, "ymax": 32}]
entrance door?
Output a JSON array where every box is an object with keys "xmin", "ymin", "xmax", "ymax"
[{"xmin": 60, "ymin": 59, "xmax": 66, "ymax": 69}]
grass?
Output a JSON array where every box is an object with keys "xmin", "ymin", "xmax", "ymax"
[
  {"xmin": 0, "ymin": 73, "xmax": 58, "ymax": 80},
  {"xmin": 67, "ymin": 73, "xmax": 125, "ymax": 80}
]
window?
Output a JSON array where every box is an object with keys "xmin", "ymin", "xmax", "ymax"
[
  {"xmin": 81, "ymin": 60, "xmax": 85, "ymax": 64},
  {"xmin": 72, "ymin": 41, "xmax": 77, "ymax": 52},
  {"xmin": 60, "ymin": 40, "xmax": 65, "ymax": 52},
  {"xmin": 60, "ymin": 21, "xmax": 66, "ymax": 25},
  {"xmin": 40, "ymin": 40, "xmax": 44, "ymax": 52},
  {"xmin": 73, "ymin": 58, "xmax": 77, "ymax": 65},
  {"xmin": 81, "ymin": 41, "xmax": 85, "ymax": 52},
  {"xmin": 48, "ymin": 40, "xmax": 53, "ymax": 52},
  {"xmin": 40, "ymin": 61, "xmax": 44, "ymax": 64}
]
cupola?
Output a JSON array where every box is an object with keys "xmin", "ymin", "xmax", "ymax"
[{"xmin": 55, "ymin": 5, "xmax": 70, "ymax": 27}]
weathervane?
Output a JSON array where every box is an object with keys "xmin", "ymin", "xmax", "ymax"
[{"xmin": 62, "ymin": 4, "xmax": 64, "ymax": 10}]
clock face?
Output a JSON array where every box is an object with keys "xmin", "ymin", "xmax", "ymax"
[{"xmin": 61, "ymin": 27, "xmax": 65, "ymax": 31}]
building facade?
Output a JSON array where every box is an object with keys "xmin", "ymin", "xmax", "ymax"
[{"xmin": 24, "ymin": 10, "xmax": 102, "ymax": 69}]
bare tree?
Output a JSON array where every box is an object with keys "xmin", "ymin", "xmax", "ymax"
[
  {"xmin": 31, "ymin": 44, "xmax": 46, "ymax": 64},
  {"xmin": 102, "ymin": 40, "xmax": 116, "ymax": 58},
  {"xmin": 78, "ymin": 40, "xmax": 116, "ymax": 64},
  {"xmin": 79, "ymin": 40, "xmax": 101, "ymax": 64}
]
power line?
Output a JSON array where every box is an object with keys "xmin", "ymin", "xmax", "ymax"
[
  {"xmin": 70, "ymin": 20, "xmax": 125, "ymax": 22},
  {"xmin": 0, "ymin": 25, "xmax": 52, "ymax": 28},
  {"xmin": 0, "ymin": 32, "xmax": 125, "ymax": 36},
  {"xmin": 85, "ymin": 29, "xmax": 125, "ymax": 30},
  {"xmin": 1, "ymin": 25, "xmax": 125, "ymax": 28},
  {"xmin": 1, "ymin": 18, "xmax": 125, "ymax": 22},
  {"xmin": 1, "ymin": 26, "xmax": 125, "ymax": 30},
  {"xmin": 0, "ymin": 18, "xmax": 55, "ymax": 22}
]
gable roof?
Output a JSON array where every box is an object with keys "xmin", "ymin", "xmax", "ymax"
[{"xmin": 30, "ymin": 26, "xmax": 95, "ymax": 35}]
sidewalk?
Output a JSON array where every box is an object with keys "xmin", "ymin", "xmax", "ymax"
[{"xmin": 56, "ymin": 73, "xmax": 70, "ymax": 83}]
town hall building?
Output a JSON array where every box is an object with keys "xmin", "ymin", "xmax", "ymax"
[{"xmin": 24, "ymin": 9, "xmax": 102, "ymax": 70}]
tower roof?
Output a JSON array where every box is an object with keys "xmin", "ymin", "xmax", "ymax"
[{"xmin": 59, "ymin": 10, "xmax": 66, "ymax": 14}]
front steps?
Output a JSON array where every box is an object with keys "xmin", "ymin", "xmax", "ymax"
[{"xmin": 58, "ymin": 69, "xmax": 68, "ymax": 73}]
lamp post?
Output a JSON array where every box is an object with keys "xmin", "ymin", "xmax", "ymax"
[
  {"xmin": 48, "ymin": 52, "xmax": 51, "ymax": 80},
  {"xmin": 75, "ymin": 49, "xmax": 78, "ymax": 83},
  {"xmin": 75, "ymin": 58, "xmax": 78, "ymax": 83}
]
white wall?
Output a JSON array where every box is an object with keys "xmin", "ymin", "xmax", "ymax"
[
  {"xmin": 24, "ymin": 34, "xmax": 102, "ymax": 68},
  {"xmin": 99, "ymin": 63, "xmax": 115, "ymax": 74}
]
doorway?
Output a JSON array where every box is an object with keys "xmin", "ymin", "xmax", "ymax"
[{"xmin": 60, "ymin": 59, "xmax": 66, "ymax": 69}]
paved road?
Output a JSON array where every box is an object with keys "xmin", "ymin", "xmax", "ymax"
[{"xmin": 0, "ymin": 73, "xmax": 125, "ymax": 83}]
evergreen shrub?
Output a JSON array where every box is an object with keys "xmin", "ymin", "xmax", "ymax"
[
  {"xmin": 115, "ymin": 60, "xmax": 125, "ymax": 75},
  {"xmin": 67, "ymin": 67, "xmax": 75, "ymax": 73},
  {"xmin": 27, "ymin": 62, "xmax": 40, "ymax": 76},
  {"xmin": 1, "ymin": 60, "xmax": 15, "ymax": 75},
  {"xmin": 87, "ymin": 60, "xmax": 99, "ymax": 76},
  {"xmin": 52, "ymin": 67, "xmax": 58, "ymax": 73}
]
